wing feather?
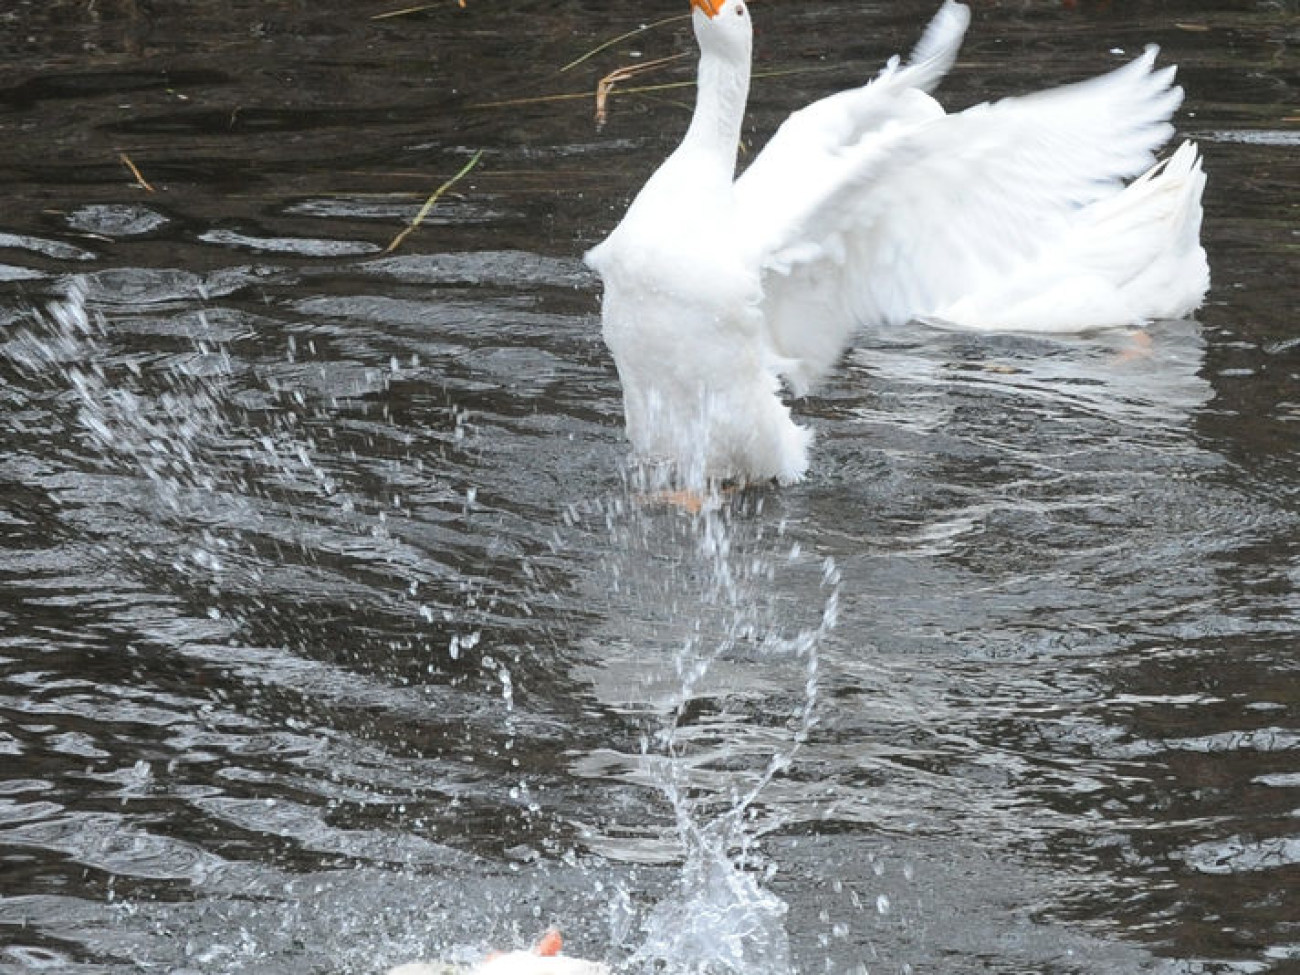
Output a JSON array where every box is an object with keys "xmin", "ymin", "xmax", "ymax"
[
  {"xmin": 734, "ymin": 1, "xmax": 970, "ymax": 266},
  {"xmin": 743, "ymin": 44, "xmax": 1185, "ymax": 392}
]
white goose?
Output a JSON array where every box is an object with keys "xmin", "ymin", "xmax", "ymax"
[
  {"xmin": 585, "ymin": 0, "xmax": 1209, "ymax": 486},
  {"xmin": 389, "ymin": 931, "xmax": 609, "ymax": 975}
]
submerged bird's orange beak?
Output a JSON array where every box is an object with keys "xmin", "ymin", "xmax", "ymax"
[
  {"xmin": 534, "ymin": 931, "xmax": 563, "ymax": 958},
  {"xmin": 691, "ymin": 0, "xmax": 722, "ymax": 18}
]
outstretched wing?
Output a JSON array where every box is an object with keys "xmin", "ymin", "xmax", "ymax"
[
  {"xmin": 735, "ymin": 1, "xmax": 971, "ymax": 269},
  {"xmin": 741, "ymin": 39, "xmax": 1184, "ymax": 394}
]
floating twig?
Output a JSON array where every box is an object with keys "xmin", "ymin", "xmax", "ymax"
[
  {"xmin": 467, "ymin": 65, "xmax": 837, "ymax": 115},
  {"xmin": 561, "ymin": 14, "xmax": 691, "ymax": 73},
  {"xmin": 471, "ymin": 90, "xmax": 623, "ymax": 111},
  {"xmin": 595, "ymin": 54, "xmax": 689, "ymax": 127},
  {"xmin": 118, "ymin": 152, "xmax": 156, "ymax": 193},
  {"xmin": 383, "ymin": 150, "xmax": 484, "ymax": 254},
  {"xmin": 372, "ymin": 1, "xmax": 462, "ymax": 21}
]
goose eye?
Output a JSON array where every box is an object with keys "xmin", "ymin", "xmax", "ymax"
[{"xmin": 735, "ymin": 3, "xmax": 745, "ymax": 13}]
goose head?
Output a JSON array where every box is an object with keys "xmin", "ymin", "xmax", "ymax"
[{"xmin": 690, "ymin": 0, "xmax": 752, "ymax": 64}]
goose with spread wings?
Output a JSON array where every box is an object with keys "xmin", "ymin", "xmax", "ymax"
[{"xmin": 585, "ymin": 0, "xmax": 1209, "ymax": 486}]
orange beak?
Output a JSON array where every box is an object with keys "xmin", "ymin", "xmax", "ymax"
[
  {"xmin": 691, "ymin": 0, "xmax": 722, "ymax": 17},
  {"xmin": 534, "ymin": 931, "xmax": 563, "ymax": 958}
]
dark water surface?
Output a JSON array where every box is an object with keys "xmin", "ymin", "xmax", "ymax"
[{"xmin": 1, "ymin": 1, "xmax": 1297, "ymax": 973}]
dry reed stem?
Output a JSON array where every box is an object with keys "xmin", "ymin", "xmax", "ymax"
[
  {"xmin": 384, "ymin": 150, "xmax": 484, "ymax": 254},
  {"xmin": 372, "ymin": 2, "xmax": 462, "ymax": 21},
  {"xmin": 469, "ymin": 65, "xmax": 833, "ymax": 121},
  {"xmin": 118, "ymin": 152, "xmax": 155, "ymax": 193},
  {"xmin": 470, "ymin": 90, "xmax": 623, "ymax": 111},
  {"xmin": 561, "ymin": 14, "xmax": 691, "ymax": 73},
  {"xmin": 595, "ymin": 54, "xmax": 689, "ymax": 127}
]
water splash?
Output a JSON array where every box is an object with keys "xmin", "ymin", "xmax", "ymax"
[
  {"xmin": 4, "ymin": 280, "xmax": 242, "ymax": 519},
  {"xmin": 592, "ymin": 469, "xmax": 839, "ymax": 975},
  {"xmin": 1, "ymin": 280, "xmax": 402, "ymax": 572}
]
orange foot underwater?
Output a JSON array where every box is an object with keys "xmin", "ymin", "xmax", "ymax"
[{"xmin": 636, "ymin": 482, "xmax": 751, "ymax": 514}]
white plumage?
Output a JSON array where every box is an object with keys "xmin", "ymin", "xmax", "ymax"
[
  {"xmin": 585, "ymin": 0, "xmax": 1209, "ymax": 486},
  {"xmin": 389, "ymin": 952, "xmax": 608, "ymax": 975},
  {"xmin": 388, "ymin": 932, "xmax": 609, "ymax": 975}
]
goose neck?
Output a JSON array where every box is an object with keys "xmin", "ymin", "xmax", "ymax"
[{"xmin": 682, "ymin": 49, "xmax": 750, "ymax": 172}]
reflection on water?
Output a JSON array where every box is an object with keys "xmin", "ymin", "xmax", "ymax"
[{"xmin": 1, "ymin": 1, "xmax": 1298, "ymax": 974}]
